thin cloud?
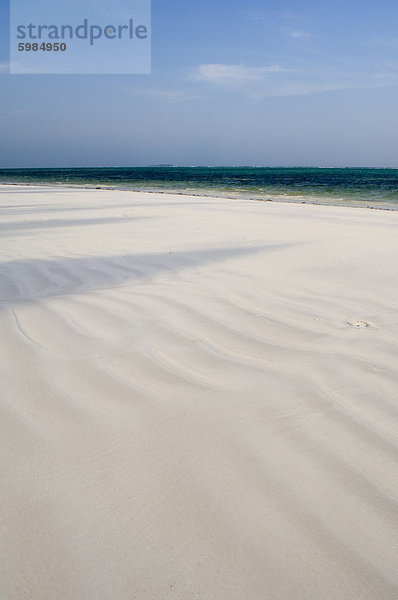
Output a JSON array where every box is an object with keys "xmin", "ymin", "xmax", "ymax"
[
  {"xmin": 242, "ymin": 9, "xmax": 268, "ymax": 22},
  {"xmin": 119, "ymin": 84, "xmax": 206, "ymax": 104},
  {"xmin": 243, "ymin": 9, "xmax": 296, "ymax": 22},
  {"xmin": 0, "ymin": 109, "xmax": 28, "ymax": 121},
  {"xmin": 246, "ymin": 81, "xmax": 383, "ymax": 100},
  {"xmin": 144, "ymin": 88, "xmax": 205, "ymax": 103},
  {"xmin": 368, "ymin": 36, "xmax": 398, "ymax": 49},
  {"xmin": 190, "ymin": 59, "xmax": 398, "ymax": 99},
  {"xmin": 284, "ymin": 28, "xmax": 310, "ymax": 39},
  {"xmin": 192, "ymin": 63, "xmax": 285, "ymax": 84}
]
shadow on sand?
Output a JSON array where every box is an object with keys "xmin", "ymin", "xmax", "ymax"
[{"xmin": 0, "ymin": 243, "xmax": 297, "ymax": 306}]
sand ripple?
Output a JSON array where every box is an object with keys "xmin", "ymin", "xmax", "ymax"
[{"xmin": 1, "ymin": 186, "xmax": 397, "ymax": 599}]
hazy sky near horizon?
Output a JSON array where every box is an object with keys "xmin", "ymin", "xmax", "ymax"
[{"xmin": 1, "ymin": 0, "xmax": 398, "ymax": 168}]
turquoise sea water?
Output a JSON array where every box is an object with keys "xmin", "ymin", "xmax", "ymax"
[{"xmin": 1, "ymin": 167, "xmax": 398, "ymax": 208}]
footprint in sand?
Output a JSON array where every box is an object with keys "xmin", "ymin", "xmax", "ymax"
[{"xmin": 347, "ymin": 320, "xmax": 373, "ymax": 329}]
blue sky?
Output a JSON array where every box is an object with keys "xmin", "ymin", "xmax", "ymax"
[{"xmin": 1, "ymin": 0, "xmax": 398, "ymax": 167}]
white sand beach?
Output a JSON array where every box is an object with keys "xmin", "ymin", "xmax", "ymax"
[{"xmin": 1, "ymin": 185, "xmax": 397, "ymax": 599}]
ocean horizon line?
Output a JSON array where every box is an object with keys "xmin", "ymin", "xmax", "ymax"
[{"xmin": 1, "ymin": 165, "xmax": 398, "ymax": 170}]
